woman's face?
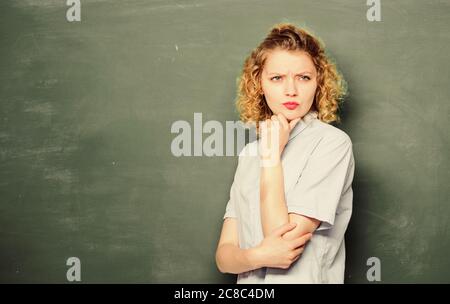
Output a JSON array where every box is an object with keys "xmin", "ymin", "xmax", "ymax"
[{"xmin": 261, "ymin": 49, "xmax": 318, "ymax": 122}]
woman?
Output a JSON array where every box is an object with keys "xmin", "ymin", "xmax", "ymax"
[{"xmin": 215, "ymin": 23, "xmax": 355, "ymax": 283}]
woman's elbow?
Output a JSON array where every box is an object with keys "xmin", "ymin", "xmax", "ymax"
[{"xmin": 215, "ymin": 248, "xmax": 227, "ymax": 274}]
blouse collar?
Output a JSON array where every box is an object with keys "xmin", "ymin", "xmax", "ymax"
[{"xmin": 288, "ymin": 110, "xmax": 318, "ymax": 142}]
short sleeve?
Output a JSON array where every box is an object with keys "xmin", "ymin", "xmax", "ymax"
[
  {"xmin": 223, "ymin": 152, "xmax": 244, "ymax": 220},
  {"xmin": 223, "ymin": 180, "xmax": 238, "ymax": 219},
  {"xmin": 285, "ymin": 134, "xmax": 354, "ymax": 230}
]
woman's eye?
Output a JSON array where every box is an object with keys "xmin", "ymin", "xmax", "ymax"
[{"xmin": 270, "ymin": 75, "xmax": 310, "ymax": 81}]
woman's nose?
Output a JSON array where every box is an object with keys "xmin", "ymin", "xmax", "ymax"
[{"xmin": 284, "ymin": 77, "xmax": 297, "ymax": 97}]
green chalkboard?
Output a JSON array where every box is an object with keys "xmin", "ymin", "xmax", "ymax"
[{"xmin": 0, "ymin": 0, "xmax": 449, "ymax": 283}]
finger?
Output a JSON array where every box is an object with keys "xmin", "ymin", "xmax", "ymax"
[
  {"xmin": 273, "ymin": 222, "xmax": 297, "ymax": 237},
  {"xmin": 292, "ymin": 246, "xmax": 304, "ymax": 257},
  {"xmin": 292, "ymin": 233, "xmax": 312, "ymax": 248},
  {"xmin": 259, "ymin": 120, "xmax": 266, "ymax": 129},
  {"xmin": 263, "ymin": 119, "xmax": 272, "ymax": 145},
  {"xmin": 292, "ymin": 247, "xmax": 305, "ymax": 262},
  {"xmin": 271, "ymin": 119, "xmax": 281, "ymax": 133},
  {"xmin": 262, "ymin": 119, "xmax": 269, "ymax": 133},
  {"xmin": 271, "ymin": 115, "xmax": 280, "ymax": 129},
  {"xmin": 263, "ymin": 120, "xmax": 272, "ymax": 131},
  {"xmin": 258, "ymin": 121, "xmax": 265, "ymax": 138},
  {"xmin": 260, "ymin": 121, "xmax": 269, "ymax": 142},
  {"xmin": 289, "ymin": 118, "xmax": 301, "ymax": 131},
  {"xmin": 277, "ymin": 113, "xmax": 289, "ymax": 130}
]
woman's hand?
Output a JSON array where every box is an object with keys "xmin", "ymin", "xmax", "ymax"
[
  {"xmin": 253, "ymin": 222, "xmax": 312, "ymax": 269},
  {"xmin": 259, "ymin": 113, "xmax": 300, "ymax": 165}
]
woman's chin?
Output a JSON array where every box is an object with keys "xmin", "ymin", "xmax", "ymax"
[
  {"xmin": 285, "ymin": 113, "xmax": 302, "ymax": 122},
  {"xmin": 273, "ymin": 108, "xmax": 303, "ymax": 121}
]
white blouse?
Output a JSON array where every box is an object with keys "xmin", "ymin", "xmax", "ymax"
[{"xmin": 223, "ymin": 110, "xmax": 355, "ymax": 283}]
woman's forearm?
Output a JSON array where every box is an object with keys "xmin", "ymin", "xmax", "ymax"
[
  {"xmin": 216, "ymin": 244, "xmax": 263, "ymax": 274},
  {"xmin": 260, "ymin": 158, "xmax": 289, "ymax": 237}
]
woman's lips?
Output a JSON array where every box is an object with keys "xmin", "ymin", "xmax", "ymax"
[{"xmin": 282, "ymin": 102, "xmax": 299, "ymax": 110}]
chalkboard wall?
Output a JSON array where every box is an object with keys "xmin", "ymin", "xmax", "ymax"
[{"xmin": 0, "ymin": 0, "xmax": 449, "ymax": 283}]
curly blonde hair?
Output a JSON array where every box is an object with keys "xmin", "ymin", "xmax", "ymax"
[{"xmin": 236, "ymin": 23, "xmax": 347, "ymax": 133}]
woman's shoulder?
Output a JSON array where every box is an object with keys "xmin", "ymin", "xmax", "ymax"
[{"xmin": 309, "ymin": 119, "xmax": 352, "ymax": 145}]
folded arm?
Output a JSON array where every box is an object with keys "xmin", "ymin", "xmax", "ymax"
[{"xmin": 260, "ymin": 159, "xmax": 321, "ymax": 240}]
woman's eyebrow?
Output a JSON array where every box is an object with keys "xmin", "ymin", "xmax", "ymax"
[{"xmin": 267, "ymin": 71, "xmax": 314, "ymax": 75}]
